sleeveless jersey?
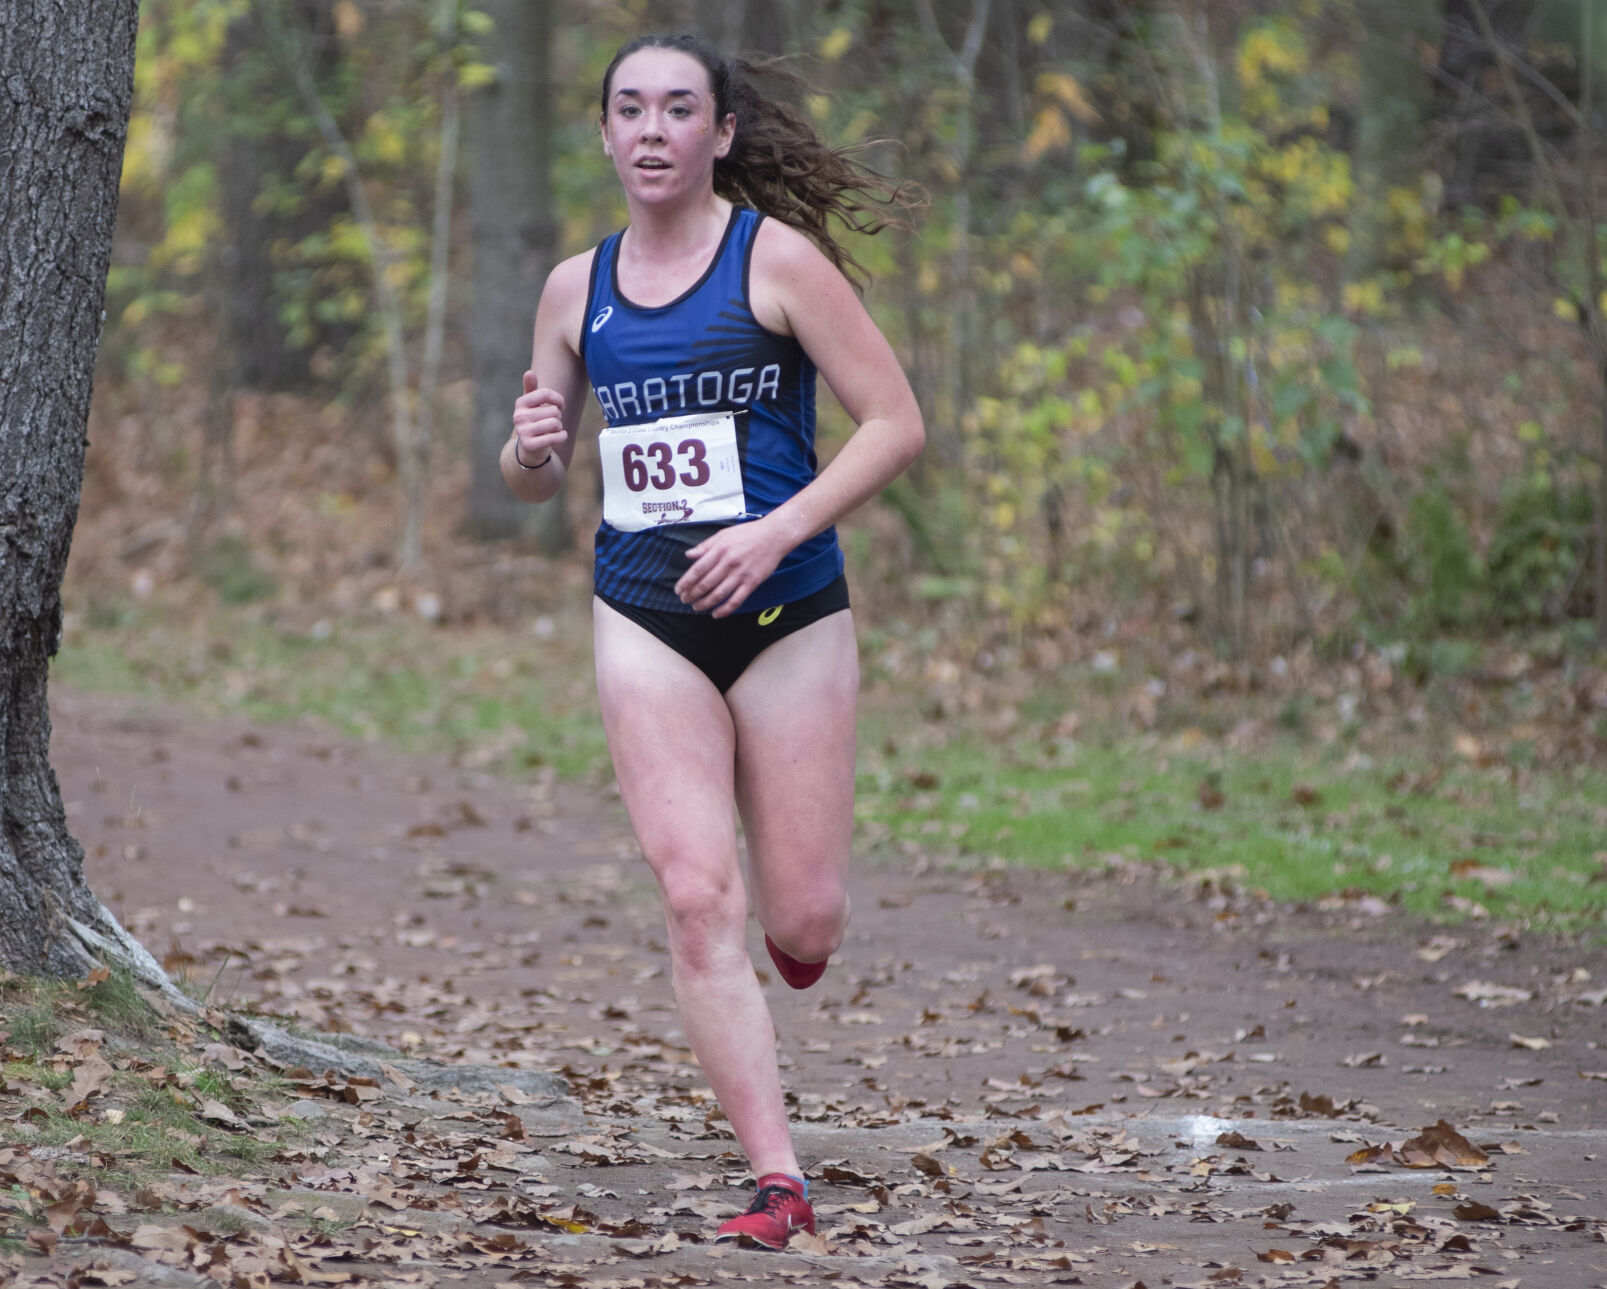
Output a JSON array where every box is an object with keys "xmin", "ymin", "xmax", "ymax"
[{"xmin": 580, "ymin": 206, "xmax": 843, "ymax": 612}]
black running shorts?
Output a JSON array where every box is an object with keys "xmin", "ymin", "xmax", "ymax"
[{"xmin": 598, "ymin": 575, "xmax": 850, "ymax": 694}]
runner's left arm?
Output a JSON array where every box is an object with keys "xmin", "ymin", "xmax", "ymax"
[{"xmin": 675, "ymin": 223, "xmax": 924, "ymax": 617}]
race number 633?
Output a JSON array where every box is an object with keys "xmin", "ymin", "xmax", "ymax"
[
  {"xmin": 621, "ymin": 438, "xmax": 710, "ymax": 492},
  {"xmin": 599, "ymin": 409, "xmax": 744, "ymax": 531}
]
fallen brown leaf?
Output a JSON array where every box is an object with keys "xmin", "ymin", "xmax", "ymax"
[
  {"xmin": 77, "ymin": 965, "xmax": 111, "ymax": 990},
  {"xmin": 1399, "ymin": 1120, "xmax": 1489, "ymax": 1170},
  {"xmin": 787, "ymin": 1229, "xmax": 831, "ymax": 1255},
  {"xmin": 67, "ymin": 1053, "xmax": 115, "ymax": 1104}
]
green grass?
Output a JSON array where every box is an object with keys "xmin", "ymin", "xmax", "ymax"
[
  {"xmin": 27, "ymin": 1089, "xmax": 208, "ymax": 1175},
  {"xmin": 55, "ymin": 603, "xmax": 611, "ymax": 779},
  {"xmin": 83, "ymin": 967, "xmax": 161, "ymax": 1038},
  {"xmin": 1, "ymin": 975, "xmax": 285, "ymax": 1184},
  {"xmin": 1, "ymin": 968, "xmax": 157, "ymax": 1059},
  {"xmin": 188, "ymin": 1065, "xmax": 238, "ymax": 1105},
  {"xmin": 6, "ymin": 1001, "xmax": 63, "ymax": 1061},
  {"xmin": 54, "ymin": 599, "xmax": 1607, "ymax": 936},
  {"xmin": 18, "ymin": 1074, "xmax": 271, "ymax": 1178},
  {"xmin": 2, "ymin": 1061, "xmax": 72, "ymax": 1092},
  {"xmin": 855, "ymin": 715, "xmax": 1607, "ymax": 933},
  {"xmin": 1, "ymin": 1183, "xmax": 42, "ymax": 1249}
]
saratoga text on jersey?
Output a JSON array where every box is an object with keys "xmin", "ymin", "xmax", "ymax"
[{"xmin": 593, "ymin": 363, "xmax": 783, "ymax": 424}]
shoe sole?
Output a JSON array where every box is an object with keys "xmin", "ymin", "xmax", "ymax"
[{"xmin": 713, "ymin": 1228, "xmax": 803, "ymax": 1250}]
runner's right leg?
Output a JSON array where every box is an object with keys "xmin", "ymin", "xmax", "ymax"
[{"xmin": 592, "ymin": 598, "xmax": 801, "ymax": 1181}]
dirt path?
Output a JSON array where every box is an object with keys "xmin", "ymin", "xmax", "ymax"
[{"xmin": 25, "ymin": 689, "xmax": 1607, "ymax": 1287}]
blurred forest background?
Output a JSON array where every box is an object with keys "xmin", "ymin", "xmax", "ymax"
[{"xmin": 65, "ymin": 0, "xmax": 1607, "ymax": 775}]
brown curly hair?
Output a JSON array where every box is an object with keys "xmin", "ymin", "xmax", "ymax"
[{"xmin": 600, "ymin": 32, "xmax": 919, "ymax": 288}]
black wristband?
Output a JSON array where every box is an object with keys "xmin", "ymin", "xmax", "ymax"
[{"xmin": 514, "ymin": 443, "xmax": 554, "ymax": 471}]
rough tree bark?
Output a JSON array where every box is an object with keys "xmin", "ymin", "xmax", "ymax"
[
  {"xmin": 464, "ymin": 0, "xmax": 566, "ymax": 548},
  {"xmin": 0, "ymin": 0, "xmax": 177, "ymax": 991}
]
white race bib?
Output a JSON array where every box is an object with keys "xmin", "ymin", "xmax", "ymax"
[{"xmin": 599, "ymin": 410, "xmax": 746, "ymax": 532}]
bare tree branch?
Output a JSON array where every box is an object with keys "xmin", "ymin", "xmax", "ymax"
[{"xmin": 1466, "ymin": 0, "xmax": 1570, "ymax": 220}]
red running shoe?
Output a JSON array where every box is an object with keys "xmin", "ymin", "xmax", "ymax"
[
  {"xmin": 715, "ymin": 1173, "xmax": 814, "ymax": 1249},
  {"xmin": 764, "ymin": 934, "xmax": 828, "ymax": 990}
]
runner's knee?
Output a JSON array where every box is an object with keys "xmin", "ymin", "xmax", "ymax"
[
  {"xmin": 767, "ymin": 894, "xmax": 848, "ymax": 964},
  {"xmin": 656, "ymin": 864, "xmax": 746, "ymax": 971}
]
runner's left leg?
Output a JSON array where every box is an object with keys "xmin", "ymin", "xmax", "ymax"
[{"xmin": 727, "ymin": 609, "xmax": 858, "ymax": 971}]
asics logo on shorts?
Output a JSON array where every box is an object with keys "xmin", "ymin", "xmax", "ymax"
[
  {"xmin": 757, "ymin": 606, "xmax": 783, "ymax": 626},
  {"xmin": 591, "ymin": 306, "xmax": 614, "ymax": 333}
]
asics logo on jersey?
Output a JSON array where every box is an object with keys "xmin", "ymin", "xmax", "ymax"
[{"xmin": 591, "ymin": 306, "xmax": 614, "ymax": 333}]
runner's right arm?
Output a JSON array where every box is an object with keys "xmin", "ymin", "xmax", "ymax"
[{"xmin": 504, "ymin": 251, "xmax": 595, "ymax": 505}]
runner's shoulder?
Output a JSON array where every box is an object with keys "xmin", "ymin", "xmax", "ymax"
[
  {"xmin": 752, "ymin": 216, "xmax": 833, "ymax": 278},
  {"xmin": 750, "ymin": 219, "xmax": 838, "ymax": 336},
  {"xmin": 543, "ymin": 248, "xmax": 599, "ymax": 308},
  {"xmin": 538, "ymin": 248, "xmax": 600, "ymax": 352}
]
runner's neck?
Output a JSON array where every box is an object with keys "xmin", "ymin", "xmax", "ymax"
[{"xmin": 619, "ymin": 198, "xmax": 732, "ymax": 286}]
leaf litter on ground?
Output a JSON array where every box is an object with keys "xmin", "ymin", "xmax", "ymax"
[{"xmin": 12, "ymin": 700, "xmax": 1607, "ymax": 1287}]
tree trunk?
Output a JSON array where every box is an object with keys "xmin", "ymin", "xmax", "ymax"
[
  {"xmin": 1585, "ymin": 1, "xmax": 1607, "ymax": 643},
  {"xmin": 1345, "ymin": 0, "xmax": 1437, "ymax": 282},
  {"xmin": 915, "ymin": 0, "xmax": 993, "ymax": 467},
  {"xmin": 695, "ymin": 0, "xmax": 745, "ymax": 46},
  {"xmin": 740, "ymin": 0, "xmax": 801, "ymax": 55},
  {"xmin": 1436, "ymin": 0, "xmax": 1543, "ymax": 209},
  {"xmin": 251, "ymin": 0, "xmax": 429, "ymax": 571},
  {"xmin": 0, "ymin": 0, "xmax": 174, "ymax": 988},
  {"xmin": 1597, "ymin": 366, "xmax": 1607, "ymax": 642},
  {"xmin": 410, "ymin": 0, "xmax": 462, "ymax": 573},
  {"xmin": 465, "ymin": 0, "xmax": 567, "ymax": 548},
  {"xmin": 217, "ymin": 0, "xmax": 345, "ymax": 393}
]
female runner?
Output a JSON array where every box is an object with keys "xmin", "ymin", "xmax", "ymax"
[{"xmin": 503, "ymin": 32, "xmax": 923, "ymax": 1249}]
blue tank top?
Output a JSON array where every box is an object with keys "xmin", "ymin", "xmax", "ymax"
[{"xmin": 581, "ymin": 206, "xmax": 844, "ymax": 612}]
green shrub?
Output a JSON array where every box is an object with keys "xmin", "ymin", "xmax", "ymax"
[
  {"xmin": 1485, "ymin": 474, "xmax": 1589, "ymax": 625},
  {"xmin": 1403, "ymin": 485, "xmax": 1482, "ymax": 634},
  {"xmin": 195, "ymin": 535, "xmax": 277, "ymax": 605}
]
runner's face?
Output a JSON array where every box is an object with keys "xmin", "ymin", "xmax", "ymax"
[{"xmin": 601, "ymin": 48, "xmax": 734, "ymax": 204}]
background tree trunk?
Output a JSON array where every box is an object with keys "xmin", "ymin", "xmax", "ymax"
[
  {"xmin": 217, "ymin": 0, "xmax": 345, "ymax": 393},
  {"xmin": 694, "ymin": 0, "xmax": 802, "ymax": 54},
  {"xmin": 1345, "ymin": 0, "xmax": 1437, "ymax": 282},
  {"xmin": 0, "ymin": 0, "xmax": 171, "ymax": 985},
  {"xmin": 915, "ymin": 0, "xmax": 993, "ymax": 466},
  {"xmin": 1436, "ymin": 0, "xmax": 1543, "ymax": 208},
  {"xmin": 464, "ymin": 0, "xmax": 566, "ymax": 548}
]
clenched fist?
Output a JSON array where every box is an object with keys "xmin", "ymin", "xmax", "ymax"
[{"xmin": 511, "ymin": 370, "xmax": 567, "ymax": 467}]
